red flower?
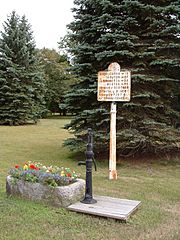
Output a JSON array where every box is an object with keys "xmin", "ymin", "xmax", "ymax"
[
  {"xmin": 29, "ymin": 164, "xmax": 39, "ymax": 170},
  {"xmin": 15, "ymin": 165, "xmax": 19, "ymax": 168},
  {"xmin": 29, "ymin": 164, "xmax": 36, "ymax": 169},
  {"xmin": 66, "ymin": 173, "xmax": 71, "ymax": 177}
]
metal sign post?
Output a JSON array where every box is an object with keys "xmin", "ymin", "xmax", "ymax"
[{"xmin": 97, "ymin": 62, "xmax": 131, "ymax": 180}]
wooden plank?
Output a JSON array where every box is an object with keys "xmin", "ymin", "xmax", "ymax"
[
  {"xmin": 69, "ymin": 202, "xmax": 131, "ymax": 214},
  {"xmin": 69, "ymin": 201, "xmax": 139, "ymax": 215},
  {"xmin": 68, "ymin": 204, "xmax": 127, "ymax": 220},
  {"xmin": 68, "ymin": 195, "xmax": 141, "ymax": 221},
  {"xmin": 95, "ymin": 195, "xmax": 140, "ymax": 205}
]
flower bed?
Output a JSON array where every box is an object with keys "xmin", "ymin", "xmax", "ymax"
[{"xmin": 6, "ymin": 162, "xmax": 85, "ymax": 207}]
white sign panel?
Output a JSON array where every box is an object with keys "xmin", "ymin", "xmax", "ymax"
[{"xmin": 98, "ymin": 62, "xmax": 131, "ymax": 102}]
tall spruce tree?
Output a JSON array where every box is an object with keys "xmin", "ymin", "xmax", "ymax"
[
  {"xmin": 0, "ymin": 11, "xmax": 46, "ymax": 125},
  {"xmin": 63, "ymin": 0, "xmax": 180, "ymax": 157}
]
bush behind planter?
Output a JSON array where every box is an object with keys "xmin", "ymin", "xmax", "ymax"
[{"xmin": 6, "ymin": 176, "xmax": 85, "ymax": 207}]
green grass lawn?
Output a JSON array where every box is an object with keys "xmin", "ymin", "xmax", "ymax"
[{"xmin": 0, "ymin": 118, "xmax": 180, "ymax": 240}]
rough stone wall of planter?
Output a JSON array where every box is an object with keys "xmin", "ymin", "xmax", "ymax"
[{"xmin": 6, "ymin": 176, "xmax": 85, "ymax": 207}]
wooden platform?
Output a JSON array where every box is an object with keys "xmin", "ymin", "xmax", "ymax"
[{"xmin": 68, "ymin": 195, "xmax": 141, "ymax": 221}]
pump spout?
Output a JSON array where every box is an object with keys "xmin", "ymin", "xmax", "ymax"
[{"xmin": 78, "ymin": 161, "xmax": 86, "ymax": 166}]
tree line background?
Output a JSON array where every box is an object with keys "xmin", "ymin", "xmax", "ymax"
[
  {"xmin": 0, "ymin": 0, "xmax": 179, "ymax": 158},
  {"xmin": 0, "ymin": 11, "xmax": 76, "ymax": 125}
]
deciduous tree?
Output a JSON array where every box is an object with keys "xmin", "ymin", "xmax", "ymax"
[{"xmin": 37, "ymin": 48, "xmax": 77, "ymax": 115}]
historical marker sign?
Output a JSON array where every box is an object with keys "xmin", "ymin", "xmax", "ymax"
[
  {"xmin": 97, "ymin": 62, "xmax": 131, "ymax": 180},
  {"xmin": 98, "ymin": 62, "xmax": 131, "ymax": 102}
]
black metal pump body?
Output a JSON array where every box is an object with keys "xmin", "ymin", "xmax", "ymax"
[{"xmin": 78, "ymin": 128, "xmax": 97, "ymax": 204}]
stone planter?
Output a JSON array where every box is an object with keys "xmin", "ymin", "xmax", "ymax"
[{"xmin": 6, "ymin": 176, "xmax": 85, "ymax": 207}]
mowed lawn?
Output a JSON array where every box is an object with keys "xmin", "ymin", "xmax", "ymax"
[{"xmin": 0, "ymin": 118, "xmax": 180, "ymax": 240}]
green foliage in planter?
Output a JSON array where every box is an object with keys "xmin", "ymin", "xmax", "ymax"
[{"xmin": 9, "ymin": 162, "xmax": 79, "ymax": 187}]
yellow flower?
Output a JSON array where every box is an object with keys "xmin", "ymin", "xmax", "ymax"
[{"xmin": 23, "ymin": 164, "xmax": 28, "ymax": 170}]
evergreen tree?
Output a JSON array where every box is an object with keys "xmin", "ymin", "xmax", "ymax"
[
  {"xmin": 63, "ymin": 0, "xmax": 180, "ymax": 157},
  {"xmin": 0, "ymin": 11, "xmax": 46, "ymax": 125}
]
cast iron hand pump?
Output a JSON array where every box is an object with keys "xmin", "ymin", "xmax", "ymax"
[{"xmin": 78, "ymin": 128, "xmax": 97, "ymax": 204}]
